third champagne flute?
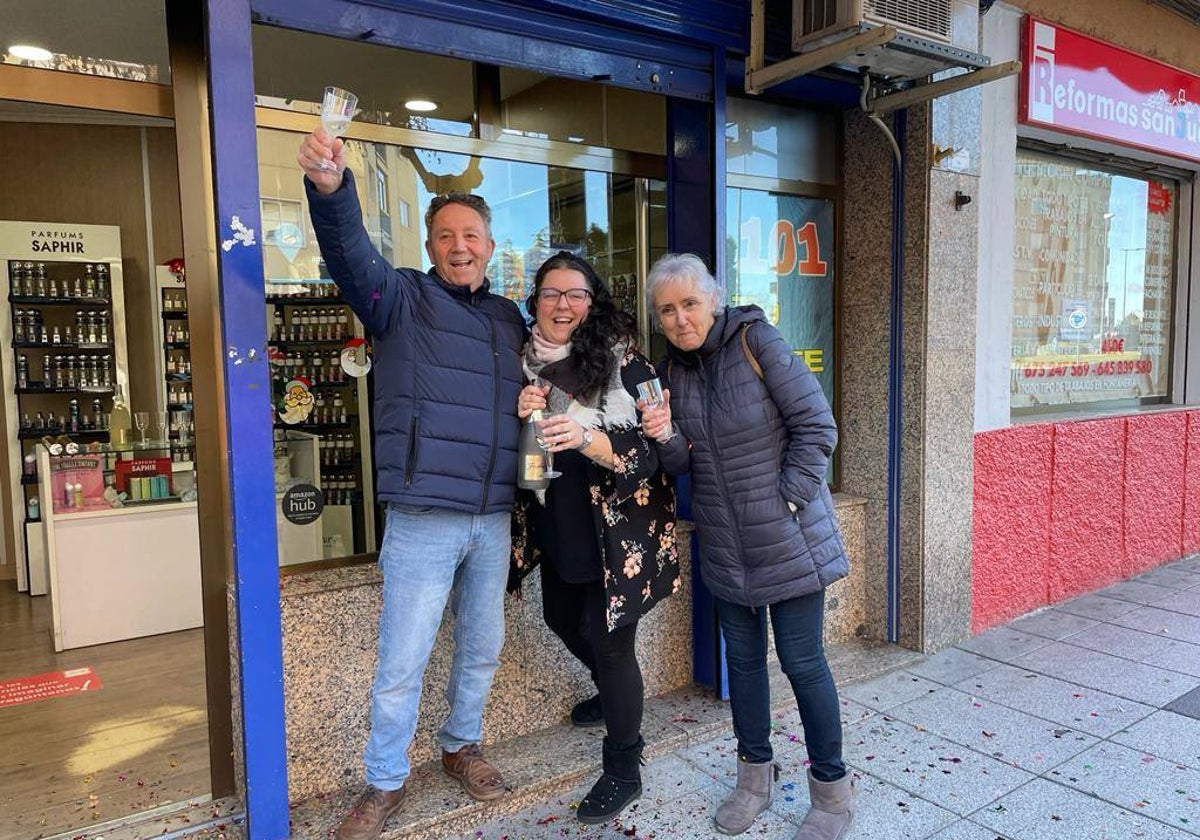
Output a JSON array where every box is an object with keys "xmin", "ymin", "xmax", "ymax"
[
  {"xmin": 636, "ymin": 377, "xmax": 664, "ymax": 410},
  {"xmin": 134, "ymin": 411, "xmax": 149, "ymax": 446}
]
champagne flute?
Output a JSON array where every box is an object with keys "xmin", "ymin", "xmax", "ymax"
[
  {"xmin": 134, "ymin": 411, "xmax": 149, "ymax": 446},
  {"xmin": 531, "ymin": 411, "xmax": 562, "ymax": 480},
  {"xmin": 156, "ymin": 410, "xmax": 168, "ymax": 445},
  {"xmin": 316, "ymin": 86, "xmax": 358, "ymax": 172},
  {"xmin": 636, "ymin": 377, "xmax": 664, "ymax": 410},
  {"xmin": 173, "ymin": 409, "xmax": 192, "ymax": 445}
]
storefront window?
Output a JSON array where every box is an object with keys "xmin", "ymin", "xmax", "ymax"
[
  {"xmin": 726, "ymin": 98, "xmax": 837, "ymax": 186},
  {"xmin": 252, "ymin": 27, "xmax": 476, "ymax": 138},
  {"xmin": 1, "ymin": 0, "xmax": 170, "ymax": 83},
  {"xmin": 1011, "ymin": 150, "xmax": 1177, "ymax": 413},
  {"xmin": 725, "ymin": 189, "xmax": 836, "ymax": 409},
  {"xmin": 498, "ymin": 69, "xmax": 665, "ymax": 155},
  {"xmin": 257, "ymin": 127, "xmax": 655, "ymax": 566}
]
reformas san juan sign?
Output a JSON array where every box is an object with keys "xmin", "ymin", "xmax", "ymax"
[{"xmin": 1020, "ymin": 17, "xmax": 1200, "ymax": 165}]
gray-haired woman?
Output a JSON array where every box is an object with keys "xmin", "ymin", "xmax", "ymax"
[{"xmin": 639, "ymin": 253, "xmax": 856, "ymax": 840}]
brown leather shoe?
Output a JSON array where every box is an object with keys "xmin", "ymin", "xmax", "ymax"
[
  {"xmin": 441, "ymin": 744, "xmax": 507, "ymax": 801},
  {"xmin": 335, "ymin": 785, "xmax": 407, "ymax": 840}
]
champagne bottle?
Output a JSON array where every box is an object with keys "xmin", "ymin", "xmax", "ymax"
[
  {"xmin": 517, "ymin": 409, "xmax": 549, "ymax": 490},
  {"xmin": 109, "ymin": 382, "xmax": 132, "ymax": 447}
]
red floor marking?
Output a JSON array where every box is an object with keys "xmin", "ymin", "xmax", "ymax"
[{"xmin": 0, "ymin": 666, "xmax": 103, "ymax": 708}]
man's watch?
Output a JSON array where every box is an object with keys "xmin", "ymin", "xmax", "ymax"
[{"xmin": 578, "ymin": 428, "xmax": 594, "ymax": 450}]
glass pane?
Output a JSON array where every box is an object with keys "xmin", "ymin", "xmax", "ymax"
[
  {"xmin": 725, "ymin": 188, "xmax": 836, "ymax": 408},
  {"xmin": 499, "ymin": 69, "xmax": 665, "ymax": 154},
  {"xmin": 252, "ymin": 26, "xmax": 475, "ymax": 138},
  {"xmin": 2, "ymin": 0, "xmax": 170, "ymax": 83},
  {"xmin": 406, "ymin": 156, "xmax": 640, "ymax": 313},
  {"xmin": 725, "ymin": 98, "xmax": 837, "ymax": 185},
  {"xmin": 1011, "ymin": 151, "xmax": 1176, "ymax": 412}
]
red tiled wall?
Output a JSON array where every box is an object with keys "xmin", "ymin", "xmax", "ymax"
[
  {"xmin": 972, "ymin": 425, "xmax": 1053, "ymax": 632},
  {"xmin": 1124, "ymin": 413, "xmax": 1186, "ymax": 576},
  {"xmin": 1048, "ymin": 418, "xmax": 1126, "ymax": 602},
  {"xmin": 1186, "ymin": 413, "xmax": 1200, "ymax": 555},
  {"xmin": 972, "ymin": 409, "xmax": 1200, "ymax": 633}
]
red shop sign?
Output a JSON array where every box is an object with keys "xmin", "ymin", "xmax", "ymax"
[{"xmin": 1020, "ymin": 17, "xmax": 1200, "ymax": 165}]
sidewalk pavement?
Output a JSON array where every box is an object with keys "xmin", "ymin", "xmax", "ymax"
[{"xmin": 454, "ymin": 554, "xmax": 1200, "ymax": 840}]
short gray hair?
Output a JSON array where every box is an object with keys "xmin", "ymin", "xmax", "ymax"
[
  {"xmin": 425, "ymin": 192, "xmax": 492, "ymax": 236},
  {"xmin": 645, "ymin": 253, "xmax": 722, "ymax": 322}
]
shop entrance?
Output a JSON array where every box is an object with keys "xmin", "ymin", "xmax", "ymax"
[{"xmin": 0, "ymin": 110, "xmax": 216, "ymax": 836}]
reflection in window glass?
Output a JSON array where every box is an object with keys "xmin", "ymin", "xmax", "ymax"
[
  {"xmin": 260, "ymin": 198, "xmax": 307, "ymax": 284},
  {"xmin": 252, "ymin": 26, "xmax": 475, "ymax": 138},
  {"xmin": 499, "ymin": 69, "xmax": 665, "ymax": 155},
  {"xmin": 725, "ymin": 98, "xmax": 837, "ymax": 185},
  {"xmin": 408, "ymin": 154, "xmax": 639, "ymax": 312},
  {"xmin": 1011, "ymin": 151, "xmax": 1176, "ymax": 412},
  {"xmin": 725, "ymin": 188, "xmax": 836, "ymax": 409},
  {"xmin": 2, "ymin": 0, "xmax": 170, "ymax": 83}
]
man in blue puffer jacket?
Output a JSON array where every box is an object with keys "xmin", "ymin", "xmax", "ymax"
[{"xmin": 299, "ymin": 130, "xmax": 526, "ymax": 840}]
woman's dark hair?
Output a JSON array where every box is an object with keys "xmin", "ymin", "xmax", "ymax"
[{"xmin": 526, "ymin": 251, "xmax": 639, "ymax": 402}]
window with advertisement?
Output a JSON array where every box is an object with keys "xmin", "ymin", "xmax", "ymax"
[
  {"xmin": 1011, "ymin": 149, "xmax": 1177, "ymax": 412},
  {"xmin": 723, "ymin": 96, "xmax": 838, "ymax": 479},
  {"xmin": 726, "ymin": 190, "xmax": 836, "ymax": 409}
]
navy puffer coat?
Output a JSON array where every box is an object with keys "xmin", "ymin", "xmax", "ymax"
[
  {"xmin": 307, "ymin": 171, "xmax": 526, "ymax": 514},
  {"xmin": 656, "ymin": 306, "xmax": 848, "ymax": 607}
]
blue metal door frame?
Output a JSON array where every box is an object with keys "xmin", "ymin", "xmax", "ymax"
[
  {"xmin": 250, "ymin": 0, "xmax": 714, "ymax": 101},
  {"xmin": 665, "ymin": 45, "xmax": 728, "ymax": 698},
  {"xmin": 203, "ymin": 1, "xmax": 290, "ymax": 837}
]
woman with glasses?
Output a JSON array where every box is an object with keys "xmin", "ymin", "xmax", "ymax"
[{"xmin": 511, "ymin": 251, "xmax": 679, "ymax": 824}]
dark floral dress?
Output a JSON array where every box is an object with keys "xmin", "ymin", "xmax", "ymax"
[{"xmin": 511, "ymin": 349, "xmax": 680, "ymax": 631}]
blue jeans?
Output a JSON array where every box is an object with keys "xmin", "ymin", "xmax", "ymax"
[
  {"xmin": 716, "ymin": 590, "xmax": 846, "ymax": 782},
  {"xmin": 363, "ymin": 503, "xmax": 511, "ymax": 791}
]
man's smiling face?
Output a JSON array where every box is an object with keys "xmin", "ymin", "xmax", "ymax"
[{"xmin": 425, "ymin": 202, "xmax": 495, "ymax": 292}]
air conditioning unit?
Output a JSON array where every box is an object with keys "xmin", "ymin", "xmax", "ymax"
[{"xmin": 792, "ymin": 0, "xmax": 980, "ymax": 80}]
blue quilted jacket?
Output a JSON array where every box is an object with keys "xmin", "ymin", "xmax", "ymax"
[
  {"xmin": 306, "ymin": 171, "xmax": 526, "ymax": 514},
  {"xmin": 656, "ymin": 306, "xmax": 848, "ymax": 607}
]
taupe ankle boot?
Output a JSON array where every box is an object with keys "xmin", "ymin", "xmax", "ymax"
[
  {"xmin": 792, "ymin": 770, "xmax": 855, "ymax": 840},
  {"xmin": 714, "ymin": 759, "xmax": 778, "ymax": 835}
]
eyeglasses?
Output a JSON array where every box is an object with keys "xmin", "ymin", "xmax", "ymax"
[{"xmin": 537, "ymin": 288, "xmax": 593, "ymax": 305}]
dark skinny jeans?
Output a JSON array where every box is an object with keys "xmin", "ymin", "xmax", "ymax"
[
  {"xmin": 540, "ymin": 561, "xmax": 643, "ymax": 747},
  {"xmin": 716, "ymin": 588, "xmax": 846, "ymax": 782}
]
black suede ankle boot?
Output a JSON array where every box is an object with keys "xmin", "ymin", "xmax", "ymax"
[
  {"xmin": 570, "ymin": 694, "xmax": 604, "ymax": 728},
  {"xmin": 576, "ymin": 735, "xmax": 644, "ymax": 824}
]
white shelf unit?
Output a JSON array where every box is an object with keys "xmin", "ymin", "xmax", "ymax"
[{"xmin": 0, "ymin": 221, "xmax": 130, "ymax": 593}]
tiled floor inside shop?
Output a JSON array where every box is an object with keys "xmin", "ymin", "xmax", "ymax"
[{"xmin": 0, "ymin": 581, "xmax": 210, "ymax": 839}]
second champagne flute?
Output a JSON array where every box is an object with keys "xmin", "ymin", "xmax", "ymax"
[
  {"xmin": 531, "ymin": 410, "xmax": 562, "ymax": 479},
  {"xmin": 133, "ymin": 411, "xmax": 149, "ymax": 446}
]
